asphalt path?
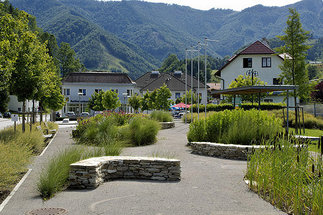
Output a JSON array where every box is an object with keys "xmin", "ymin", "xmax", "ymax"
[{"xmin": 1, "ymin": 121, "xmax": 284, "ymax": 215}]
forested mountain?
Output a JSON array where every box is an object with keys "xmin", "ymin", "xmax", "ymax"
[{"xmin": 11, "ymin": 0, "xmax": 323, "ymax": 78}]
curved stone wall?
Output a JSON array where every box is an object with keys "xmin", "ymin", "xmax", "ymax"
[
  {"xmin": 189, "ymin": 142, "xmax": 264, "ymax": 160},
  {"xmin": 69, "ymin": 156, "xmax": 181, "ymax": 189}
]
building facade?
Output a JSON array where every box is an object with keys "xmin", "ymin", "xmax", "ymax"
[
  {"xmin": 216, "ymin": 40, "xmax": 295, "ymax": 105},
  {"xmin": 135, "ymin": 71, "xmax": 207, "ymax": 104},
  {"xmin": 61, "ymin": 72, "xmax": 136, "ymax": 116}
]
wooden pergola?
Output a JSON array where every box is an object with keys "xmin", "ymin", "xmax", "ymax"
[{"xmin": 211, "ymin": 85, "xmax": 298, "ymax": 134}]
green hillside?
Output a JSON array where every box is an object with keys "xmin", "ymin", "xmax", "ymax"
[{"xmin": 11, "ymin": 0, "xmax": 323, "ymax": 78}]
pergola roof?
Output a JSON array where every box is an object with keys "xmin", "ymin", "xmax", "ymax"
[{"xmin": 211, "ymin": 85, "xmax": 297, "ymax": 95}]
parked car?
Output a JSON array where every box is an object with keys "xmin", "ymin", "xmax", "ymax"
[
  {"xmin": 65, "ymin": 112, "xmax": 76, "ymax": 119},
  {"xmin": 3, "ymin": 112, "xmax": 11, "ymax": 118},
  {"xmin": 80, "ymin": 112, "xmax": 90, "ymax": 118}
]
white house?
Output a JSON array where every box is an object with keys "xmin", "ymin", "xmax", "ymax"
[
  {"xmin": 61, "ymin": 72, "xmax": 136, "ymax": 116},
  {"xmin": 216, "ymin": 40, "xmax": 295, "ymax": 105},
  {"xmin": 135, "ymin": 71, "xmax": 207, "ymax": 104},
  {"xmin": 8, "ymin": 95, "xmax": 39, "ymax": 113}
]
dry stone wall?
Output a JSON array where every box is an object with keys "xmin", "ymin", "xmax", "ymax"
[
  {"xmin": 69, "ymin": 156, "xmax": 181, "ymax": 189},
  {"xmin": 160, "ymin": 122, "xmax": 175, "ymax": 129},
  {"xmin": 189, "ymin": 142, "xmax": 265, "ymax": 160}
]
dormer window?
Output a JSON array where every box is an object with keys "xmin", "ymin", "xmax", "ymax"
[
  {"xmin": 262, "ymin": 57, "xmax": 271, "ymax": 68},
  {"xmin": 243, "ymin": 58, "xmax": 252, "ymax": 68}
]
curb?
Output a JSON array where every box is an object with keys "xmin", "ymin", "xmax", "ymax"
[
  {"xmin": 39, "ymin": 131, "xmax": 58, "ymax": 157},
  {"xmin": 0, "ymin": 169, "xmax": 32, "ymax": 213}
]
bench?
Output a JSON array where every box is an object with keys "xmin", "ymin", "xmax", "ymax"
[
  {"xmin": 44, "ymin": 122, "xmax": 57, "ymax": 134},
  {"xmin": 294, "ymin": 135, "xmax": 320, "ymax": 142},
  {"xmin": 69, "ymin": 156, "xmax": 181, "ymax": 189},
  {"xmin": 36, "ymin": 125, "xmax": 53, "ymax": 139}
]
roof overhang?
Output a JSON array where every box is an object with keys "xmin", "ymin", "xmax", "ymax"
[{"xmin": 211, "ymin": 85, "xmax": 297, "ymax": 95}]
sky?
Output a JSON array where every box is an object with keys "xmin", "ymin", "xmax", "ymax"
[{"xmin": 101, "ymin": 0, "xmax": 302, "ymax": 11}]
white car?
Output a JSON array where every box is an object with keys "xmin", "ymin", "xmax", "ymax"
[{"xmin": 65, "ymin": 112, "xmax": 76, "ymax": 118}]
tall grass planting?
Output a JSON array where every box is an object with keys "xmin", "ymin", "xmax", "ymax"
[
  {"xmin": 0, "ymin": 140, "xmax": 32, "ymax": 192},
  {"xmin": 268, "ymin": 109, "xmax": 323, "ymax": 130},
  {"xmin": 187, "ymin": 109, "xmax": 283, "ymax": 145},
  {"xmin": 246, "ymin": 138, "xmax": 322, "ymax": 214},
  {"xmin": 38, "ymin": 146, "xmax": 107, "ymax": 199},
  {"xmin": 126, "ymin": 117, "xmax": 160, "ymax": 146},
  {"xmin": 150, "ymin": 111, "xmax": 173, "ymax": 122}
]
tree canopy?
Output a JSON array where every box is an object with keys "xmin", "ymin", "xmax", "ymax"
[{"xmin": 102, "ymin": 90, "xmax": 121, "ymax": 110}]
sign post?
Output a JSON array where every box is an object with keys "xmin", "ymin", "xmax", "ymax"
[{"xmin": 11, "ymin": 114, "xmax": 19, "ymax": 133}]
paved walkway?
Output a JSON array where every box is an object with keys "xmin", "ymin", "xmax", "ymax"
[{"xmin": 1, "ymin": 121, "xmax": 284, "ymax": 215}]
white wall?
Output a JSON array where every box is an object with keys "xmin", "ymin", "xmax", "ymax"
[
  {"xmin": 221, "ymin": 54, "xmax": 297, "ymax": 106},
  {"xmin": 62, "ymin": 82, "xmax": 136, "ymax": 114},
  {"xmin": 8, "ymin": 95, "xmax": 39, "ymax": 112},
  {"xmin": 221, "ymin": 54, "xmax": 283, "ymax": 89}
]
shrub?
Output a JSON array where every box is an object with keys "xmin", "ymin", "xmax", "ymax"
[
  {"xmin": 0, "ymin": 125, "xmax": 45, "ymax": 154},
  {"xmin": 127, "ymin": 117, "xmax": 160, "ymax": 146},
  {"xmin": 150, "ymin": 111, "xmax": 173, "ymax": 122},
  {"xmin": 187, "ymin": 109, "xmax": 283, "ymax": 145},
  {"xmin": 0, "ymin": 140, "xmax": 32, "ymax": 192},
  {"xmin": 268, "ymin": 109, "xmax": 323, "ymax": 129},
  {"xmin": 190, "ymin": 103, "xmax": 284, "ymax": 113},
  {"xmin": 246, "ymin": 138, "xmax": 322, "ymax": 214}
]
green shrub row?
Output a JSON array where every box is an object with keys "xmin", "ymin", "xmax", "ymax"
[
  {"xmin": 150, "ymin": 111, "xmax": 173, "ymax": 122},
  {"xmin": 187, "ymin": 109, "xmax": 283, "ymax": 145},
  {"xmin": 268, "ymin": 109, "xmax": 323, "ymax": 130},
  {"xmin": 190, "ymin": 103, "xmax": 285, "ymax": 112},
  {"xmin": 246, "ymin": 138, "xmax": 322, "ymax": 214}
]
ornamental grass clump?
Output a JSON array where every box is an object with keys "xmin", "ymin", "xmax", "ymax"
[
  {"xmin": 150, "ymin": 111, "xmax": 173, "ymax": 122},
  {"xmin": 38, "ymin": 146, "xmax": 107, "ymax": 199},
  {"xmin": 187, "ymin": 109, "xmax": 283, "ymax": 145},
  {"xmin": 127, "ymin": 117, "xmax": 160, "ymax": 146},
  {"xmin": 0, "ymin": 140, "xmax": 32, "ymax": 192},
  {"xmin": 246, "ymin": 138, "xmax": 323, "ymax": 214}
]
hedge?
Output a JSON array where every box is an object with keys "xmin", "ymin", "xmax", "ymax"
[{"xmin": 190, "ymin": 103, "xmax": 285, "ymax": 112}]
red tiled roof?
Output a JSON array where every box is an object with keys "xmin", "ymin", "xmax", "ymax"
[{"xmin": 239, "ymin": 41, "xmax": 275, "ymax": 55}]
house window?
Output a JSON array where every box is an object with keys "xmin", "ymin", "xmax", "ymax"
[
  {"xmin": 262, "ymin": 57, "xmax": 271, "ymax": 67},
  {"xmin": 264, "ymin": 99, "xmax": 273, "ymax": 103},
  {"xmin": 243, "ymin": 58, "xmax": 252, "ymax": 68},
  {"xmin": 111, "ymin": 89, "xmax": 119, "ymax": 94},
  {"xmin": 95, "ymin": 89, "xmax": 102, "ymax": 93},
  {"xmin": 273, "ymin": 78, "xmax": 282, "ymax": 85},
  {"xmin": 175, "ymin": 93, "xmax": 181, "ymax": 99},
  {"xmin": 127, "ymin": 89, "xmax": 132, "ymax": 96},
  {"xmin": 79, "ymin": 89, "xmax": 86, "ymax": 96},
  {"xmin": 63, "ymin": 88, "xmax": 70, "ymax": 96}
]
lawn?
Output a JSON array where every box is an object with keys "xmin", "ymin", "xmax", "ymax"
[{"xmin": 289, "ymin": 127, "xmax": 322, "ymax": 153}]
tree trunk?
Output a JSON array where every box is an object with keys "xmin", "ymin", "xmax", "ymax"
[
  {"xmin": 32, "ymin": 99, "xmax": 35, "ymax": 124},
  {"xmin": 22, "ymin": 101, "xmax": 26, "ymax": 133}
]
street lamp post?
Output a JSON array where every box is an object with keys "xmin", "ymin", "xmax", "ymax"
[
  {"xmin": 122, "ymin": 92, "xmax": 128, "ymax": 113},
  {"xmin": 185, "ymin": 49, "xmax": 188, "ymax": 124},
  {"xmin": 203, "ymin": 38, "xmax": 218, "ymax": 118},
  {"xmin": 246, "ymin": 69, "xmax": 258, "ymax": 106},
  {"xmin": 78, "ymin": 92, "xmax": 83, "ymax": 116}
]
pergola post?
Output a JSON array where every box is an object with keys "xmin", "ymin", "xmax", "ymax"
[
  {"xmin": 258, "ymin": 92, "xmax": 261, "ymax": 110},
  {"xmin": 286, "ymin": 90, "xmax": 289, "ymax": 135}
]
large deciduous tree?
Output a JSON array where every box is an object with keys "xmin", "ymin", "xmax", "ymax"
[
  {"xmin": 58, "ymin": 42, "xmax": 85, "ymax": 77},
  {"xmin": 276, "ymin": 8, "xmax": 310, "ymax": 133}
]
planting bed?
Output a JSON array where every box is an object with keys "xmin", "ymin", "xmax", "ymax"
[{"xmin": 69, "ymin": 156, "xmax": 181, "ymax": 189}]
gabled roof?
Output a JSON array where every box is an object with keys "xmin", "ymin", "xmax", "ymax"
[
  {"xmin": 239, "ymin": 40, "xmax": 275, "ymax": 55},
  {"xmin": 136, "ymin": 71, "xmax": 204, "ymax": 92},
  {"xmin": 63, "ymin": 72, "xmax": 134, "ymax": 84},
  {"xmin": 216, "ymin": 40, "xmax": 281, "ymax": 76}
]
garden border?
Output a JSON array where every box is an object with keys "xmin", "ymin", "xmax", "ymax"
[{"xmin": 69, "ymin": 156, "xmax": 181, "ymax": 189}]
